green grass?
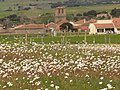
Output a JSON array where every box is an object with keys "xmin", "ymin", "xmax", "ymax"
[
  {"xmin": 66, "ymin": 4, "xmax": 120, "ymax": 14},
  {"xmin": 0, "ymin": 75, "xmax": 120, "ymax": 90},
  {"xmin": 0, "ymin": 34, "xmax": 120, "ymax": 44},
  {"xmin": 0, "ymin": 41, "xmax": 120, "ymax": 90}
]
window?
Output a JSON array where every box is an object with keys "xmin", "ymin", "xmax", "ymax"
[
  {"xmin": 97, "ymin": 29, "xmax": 104, "ymax": 32},
  {"xmin": 58, "ymin": 9, "xmax": 61, "ymax": 14},
  {"xmin": 117, "ymin": 28, "xmax": 120, "ymax": 31},
  {"xmin": 61, "ymin": 8, "xmax": 64, "ymax": 14}
]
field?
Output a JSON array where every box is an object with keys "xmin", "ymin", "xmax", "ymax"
[
  {"xmin": 0, "ymin": 42, "xmax": 120, "ymax": 90},
  {"xmin": 0, "ymin": 34, "xmax": 120, "ymax": 44},
  {"xmin": 0, "ymin": 34, "xmax": 120, "ymax": 90},
  {"xmin": 0, "ymin": 0, "xmax": 120, "ymax": 18}
]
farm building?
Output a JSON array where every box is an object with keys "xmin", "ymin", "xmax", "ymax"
[
  {"xmin": 0, "ymin": 24, "xmax": 8, "ymax": 34},
  {"xmin": 13, "ymin": 24, "xmax": 46, "ymax": 34},
  {"xmin": 0, "ymin": 24, "xmax": 3, "ymax": 30},
  {"xmin": 89, "ymin": 18, "xmax": 120, "ymax": 34},
  {"xmin": 113, "ymin": 18, "xmax": 120, "ymax": 34},
  {"xmin": 52, "ymin": 19, "xmax": 95, "ymax": 32},
  {"xmin": 46, "ymin": 22, "xmax": 56, "ymax": 32}
]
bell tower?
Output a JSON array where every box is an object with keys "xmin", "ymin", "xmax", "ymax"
[{"xmin": 55, "ymin": 7, "xmax": 66, "ymax": 23}]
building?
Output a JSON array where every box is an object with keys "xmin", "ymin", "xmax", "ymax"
[
  {"xmin": 13, "ymin": 24, "xmax": 46, "ymax": 34},
  {"xmin": 96, "ymin": 13, "xmax": 112, "ymax": 19},
  {"xmin": 55, "ymin": 7, "xmax": 66, "ymax": 23},
  {"xmin": 113, "ymin": 18, "xmax": 120, "ymax": 34},
  {"xmin": 0, "ymin": 24, "xmax": 7, "ymax": 34},
  {"xmin": 46, "ymin": 22, "xmax": 56, "ymax": 32},
  {"xmin": 89, "ymin": 19, "xmax": 119, "ymax": 34}
]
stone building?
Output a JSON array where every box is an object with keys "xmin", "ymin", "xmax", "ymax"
[{"xmin": 55, "ymin": 7, "xmax": 66, "ymax": 23}]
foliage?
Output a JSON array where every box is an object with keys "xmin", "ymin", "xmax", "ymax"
[
  {"xmin": 0, "ymin": 40, "xmax": 119, "ymax": 89},
  {"xmin": 83, "ymin": 10, "xmax": 97, "ymax": 20},
  {"xmin": 0, "ymin": 34, "xmax": 120, "ymax": 44},
  {"xmin": 110, "ymin": 8, "xmax": 120, "ymax": 17}
]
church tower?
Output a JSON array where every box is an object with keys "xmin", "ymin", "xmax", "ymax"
[{"xmin": 55, "ymin": 7, "xmax": 66, "ymax": 23}]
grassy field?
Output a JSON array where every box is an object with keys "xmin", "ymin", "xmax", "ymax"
[
  {"xmin": 0, "ymin": 34, "xmax": 120, "ymax": 90},
  {"xmin": 0, "ymin": 34, "xmax": 120, "ymax": 44},
  {"xmin": 0, "ymin": 43, "xmax": 120, "ymax": 90},
  {"xmin": 0, "ymin": 1, "xmax": 120, "ymax": 18}
]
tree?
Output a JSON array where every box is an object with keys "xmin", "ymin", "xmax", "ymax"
[
  {"xmin": 76, "ymin": 13, "xmax": 82, "ymax": 17},
  {"xmin": 66, "ymin": 14, "xmax": 74, "ymax": 21},
  {"xmin": 83, "ymin": 10, "xmax": 97, "ymax": 20},
  {"xmin": 36, "ymin": 13, "xmax": 54, "ymax": 24},
  {"xmin": 83, "ymin": 10, "xmax": 97, "ymax": 17},
  {"xmin": 110, "ymin": 8, "xmax": 120, "ymax": 17}
]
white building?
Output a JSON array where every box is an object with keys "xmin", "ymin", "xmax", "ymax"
[{"xmin": 89, "ymin": 19, "xmax": 120, "ymax": 34}]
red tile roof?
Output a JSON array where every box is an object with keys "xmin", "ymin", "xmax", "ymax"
[
  {"xmin": 94, "ymin": 23, "xmax": 114, "ymax": 28},
  {"xmin": 73, "ymin": 25, "xmax": 80, "ymax": 29},
  {"xmin": 56, "ymin": 20, "xmax": 69, "ymax": 25},
  {"xmin": 14, "ymin": 24, "xmax": 45, "ymax": 29},
  {"xmin": 80, "ymin": 26, "xmax": 89, "ymax": 30},
  {"xmin": 86, "ymin": 19, "xmax": 96, "ymax": 23},
  {"xmin": 46, "ymin": 22, "xmax": 55, "ymax": 27},
  {"xmin": 113, "ymin": 18, "xmax": 120, "ymax": 28},
  {"xmin": 56, "ymin": 24, "xmax": 60, "ymax": 31},
  {"xmin": 74, "ymin": 19, "xmax": 85, "ymax": 25}
]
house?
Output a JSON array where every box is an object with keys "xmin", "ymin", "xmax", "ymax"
[
  {"xmin": 0, "ymin": 24, "xmax": 3, "ymax": 30},
  {"xmin": 0, "ymin": 24, "xmax": 4, "ymax": 33},
  {"xmin": 113, "ymin": 18, "xmax": 120, "ymax": 34},
  {"xmin": 89, "ymin": 18, "xmax": 120, "ymax": 34},
  {"xmin": 13, "ymin": 24, "xmax": 46, "ymax": 34},
  {"xmin": 46, "ymin": 22, "xmax": 56, "ymax": 32},
  {"xmin": 89, "ymin": 20, "xmax": 115, "ymax": 34},
  {"xmin": 96, "ymin": 13, "xmax": 111, "ymax": 19},
  {"xmin": 49, "ymin": 19, "xmax": 95, "ymax": 32},
  {"xmin": 0, "ymin": 24, "xmax": 6, "ymax": 34}
]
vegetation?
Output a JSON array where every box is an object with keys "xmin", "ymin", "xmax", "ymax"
[
  {"xmin": 0, "ymin": 41, "xmax": 120, "ymax": 90},
  {"xmin": 110, "ymin": 8, "xmax": 120, "ymax": 17},
  {"xmin": 0, "ymin": 34, "xmax": 120, "ymax": 44},
  {"xmin": 0, "ymin": 0, "xmax": 120, "ymax": 25}
]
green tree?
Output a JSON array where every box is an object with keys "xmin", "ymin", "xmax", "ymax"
[{"xmin": 110, "ymin": 8, "xmax": 120, "ymax": 17}]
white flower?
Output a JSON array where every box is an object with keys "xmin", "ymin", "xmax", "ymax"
[
  {"xmin": 85, "ymin": 74, "xmax": 89, "ymax": 78},
  {"xmin": 3, "ymin": 73, "xmax": 8, "ymax": 78},
  {"xmin": 100, "ymin": 77, "xmax": 104, "ymax": 80},
  {"xmin": 35, "ymin": 81, "xmax": 41, "ymax": 86},
  {"xmin": 45, "ymin": 88, "xmax": 48, "ymax": 90},
  {"xmin": 107, "ymin": 84, "xmax": 113, "ymax": 89},
  {"xmin": 70, "ymin": 80, "xmax": 73, "ymax": 83},
  {"xmin": 99, "ymin": 81, "xmax": 103, "ymax": 85},
  {"xmin": 0, "ymin": 59, "xmax": 3, "ymax": 63},
  {"xmin": 109, "ymin": 80, "xmax": 112, "ymax": 83},
  {"xmin": 100, "ymin": 88, "xmax": 108, "ymax": 90},
  {"xmin": 47, "ymin": 73, "xmax": 51, "ymax": 76},
  {"xmin": 50, "ymin": 84, "xmax": 54, "ymax": 87},
  {"xmin": 7, "ymin": 82, "xmax": 13, "ymax": 87},
  {"xmin": 3, "ymin": 85, "xmax": 7, "ymax": 88},
  {"xmin": 16, "ymin": 78, "xmax": 18, "ymax": 81},
  {"xmin": 64, "ymin": 76, "xmax": 68, "ymax": 79},
  {"xmin": 55, "ymin": 86, "xmax": 60, "ymax": 90},
  {"xmin": 65, "ymin": 73, "xmax": 69, "ymax": 76},
  {"xmin": 87, "ymin": 82, "xmax": 90, "ymax": 84}
]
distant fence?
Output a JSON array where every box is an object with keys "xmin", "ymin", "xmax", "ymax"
[{"xmin": 0, "ymin": 34, "xmax": 120, "ymax": 44}]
